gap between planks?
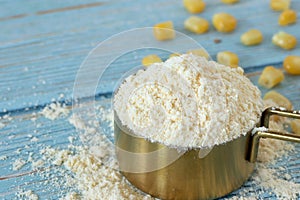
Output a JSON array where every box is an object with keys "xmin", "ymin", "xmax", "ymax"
[{"xmin": 0, "ymin": 2, "xmax": 105, "ymax": 22}]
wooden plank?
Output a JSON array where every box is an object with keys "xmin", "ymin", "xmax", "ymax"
[{"xmin": 1, "ymin": 0, "xmax": 300, "ymax": 112}]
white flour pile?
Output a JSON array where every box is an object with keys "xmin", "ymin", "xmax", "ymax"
[{"xmin": 114, "ymin": 54, "xmax": 263, "ymax": 149}]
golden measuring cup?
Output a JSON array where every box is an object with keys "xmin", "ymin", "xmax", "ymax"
[{"xmin": 114, "ymin": 107, "xmax": 300, "ymax": 200}]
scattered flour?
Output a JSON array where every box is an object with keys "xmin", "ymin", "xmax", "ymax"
[
  {"xmin": 61, "ymin": 146, "xmax": 152, "ymax": 200},
  {"xmin": 68, "ymin": 114, "xmax": 87, "ymax": 130},
  {"xmin": 61, "ymin": 192, "xmax": 80, "ymax": 200},
  {"xmin": 98, "ymin": 106, "xmax": 114, "ymax": 131},
  {"xmin": 17, "ymin": 190, "xmax": 39, "ymax": 200},
  {"xmin": 2, "ymin": 114, "xmax": 13, "ymax": 121},
  {"xmin": 30, "ymin": 137, "xmax": 39, "ymax": 142},
  {"xmin": 253, "ymin": 164, "xmax": 300, "ymax": 199},
  {"xmin": 0, "ymin": 155, "xmax": 8, "ymax": 160},
  {"xmin": 40, "ymin": 102, "xmax": 70, "ymax": 120},
  {"xmin": 257, "ymin": 120, "xmax": 295, "ymax": 163},
  {"xmin": 31, "ymin": 159, "xmax": 44, "ymax": 169},
  {"xmin": 226, "ymin": 197, "xmax": 257, "ymax": 200},
  {"xmin": 114, "ymin": 54, "xmax": 263, "ymax": 149},
  {"xmin": 0, "ymin": 122, "xmax": 5, "ymax": 129},
  {"xmin": 52, "ymin": 149, "xmax": 71, "ymax": 166},
  {"xmin": 0, "ymin": 114, "xmax": 13, "ymax": 129},
  {"xmin": 251, "ymin": 126, "xmax": 268, "ymax": 135},
  {"xmin": 12, "ymin": 158, "xmax": 26, "ymax": 171}
]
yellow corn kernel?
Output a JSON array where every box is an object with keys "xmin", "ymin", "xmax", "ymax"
[
  {"xmin": 212, "ymin": 13, "xmax": 237, "ymax": 33},
  {"xmin": 187, "ymin": 49, "xmax": 210, "ymax": 59},
  {"xmin": 290, "ymin": 119, "xmax": 300, "ymax": 135},
  {"xmin": 272, "ymin": 31, "xmax": 297, "ymax": 50},
  {"xmin": 153, "ymin": 21, "xmax": 175, "ymax": 41},
  {"xmin": 142, "ymin": 55, "xmax": 162, "ymax": 67},
  {"xmin": 283, "ymin": 55, "xmax": 300, "ymax": 75},
  {"xmin": 278, "ymin": 10, "xmax": 297, "ymax": 26},
  {"xmin": 263, "ymin": 90, "xmax": 292, "ymax": 110},
  {"xmin": 169, "ymin": 53, "xmax": 181, "ymax": 58},
  {"xmin": 217, "ymin": 51, "xmax": 239, "ymax": 68},
  {"xmin": 221, "ymin": 0, "xmax": 239, "ymax": 4},
  {"xmin": 270, "ymin": 0, "xmax": 290, "ymax": 11},
  {"xmin": 240, "ymin": 29, "xmax": 263, "ymax": 46},
  {"xmin": 184, "ymin": 16, "xmax": 209, "ymax": 34},
  {"xmin": 183, "ymin": 0, "xmax": 206, "ymax": 14},
  {"xmin": 258, "ymin": 66, "xmax": 284, "ymax": 89}
]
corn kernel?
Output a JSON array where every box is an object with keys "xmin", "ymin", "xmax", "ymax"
[
  {"xmin": 272, "ymin": 31, "xmax": 297, "ymax": 50},
  {"xmin": 263, "ymin": 90, "xmax": 292, "ymax": 110},
  {"xmin": 278, "ymin": 10, "xmax": 297, "ymax": 26},
  {"xmin": 240, "ymin": 29, "xmax": 263, "ymax": 46},
  {"xmin": 291, "ymin": 119, "xmax": 300, "ymax": 135},
  {"xmin": 169, "ymin": 53, "xmax": 181, "ymax": 58},
  {"xmin": 217, "ymin": 51, "xmax": 239, "ymax": 68},
  {"xmin": 258, "ymin": 66, "xmax": 284, "ymax": 89},
  {"xmin": 187, "ymin": 49, "xmax": 210, "ymax": 59},
  {"xmin": 221, "ymin": 0, "xmax": 239, "ymax": 4},
  {"xmin": 283, "ymin": 55, "xmax": 300, "ymax": 75},
  {"xmin": 212, "ymin": 13, "xmax": 237, "ymax": 33},
  {"xmin": 184, "ymin": 16, "xmax": 209, "ymax": 34},
  {"xmin": 183, "ymin": 0, "xmax": 206, "ymax": 14},
  {"xmin": 153, "ymin": 21, "xmax": 175, "ymax": 41},
  {"xmin": 270, "ymin": 0, "xmax": 290, "ymax": 11},
  {"xmin": 142, "ymin": 55, "xmax": 162, "ymax": 67}
]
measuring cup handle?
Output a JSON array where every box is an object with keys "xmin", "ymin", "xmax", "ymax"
[
  {"xmin": 260, "ymin": 107, "xmax": 300, "ymax": 128},
  {"xmin": 248, "ymin": 107, "xmax": 300, "ymax": 163}
]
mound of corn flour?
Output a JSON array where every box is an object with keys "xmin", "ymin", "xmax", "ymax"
[{"xmin": 114, "ymin": 54, "xmax": 263, "ymax": 148}]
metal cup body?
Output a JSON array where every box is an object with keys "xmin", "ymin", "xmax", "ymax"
[{"xmin": 114, "ymin": 119, "xmax": 255, "ymax": 200}]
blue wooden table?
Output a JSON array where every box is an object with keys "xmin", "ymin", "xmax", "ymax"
[{"xmin": 1, "ymin": 0, "xmax": 300, "ymax": 199}]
